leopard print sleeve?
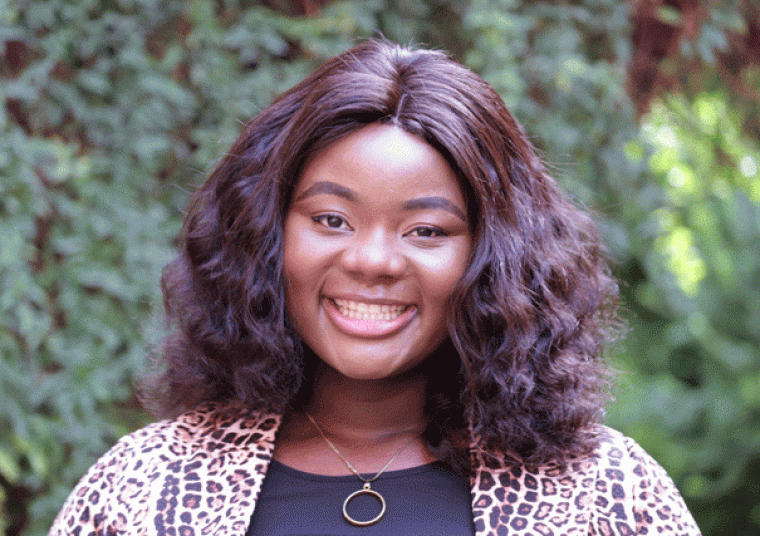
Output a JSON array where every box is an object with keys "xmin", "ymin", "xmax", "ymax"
[
  {"xmin": 590, "ymin": 429, "xmax": 702, "ymax": 536},
  {"xmin": 48, "ymin": 425, "xmax": 152, "ymax": 536},
  {"xmin": 624, "ymin": 436, "xmax": 702, "ymax": 535},
  {"xmin": 48, "ymin": 404, "xmax": 279, "ymax": 536}
]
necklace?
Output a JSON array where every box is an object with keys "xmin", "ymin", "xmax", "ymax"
[{"xmin": 305, "ymin": 412, "xmax": 424, "ymax": 527}]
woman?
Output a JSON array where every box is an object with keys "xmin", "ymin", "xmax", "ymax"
[{"xmin": 50, "ymin": 39, "xmax": 701, "ymax": 535}]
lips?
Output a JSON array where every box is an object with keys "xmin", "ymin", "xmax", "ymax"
[{"xmin": 324, "ymin": 298, "xmax": 416, "ymax": 337}]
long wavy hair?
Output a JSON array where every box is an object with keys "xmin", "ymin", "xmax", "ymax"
[{"xmin": 142, "ymin": 38, "xmax": 620, "ymax": 471}]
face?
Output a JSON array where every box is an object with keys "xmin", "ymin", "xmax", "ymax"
[{"xmin": 283, "ymin": 124, "xmax": 472, "ymax": 381}]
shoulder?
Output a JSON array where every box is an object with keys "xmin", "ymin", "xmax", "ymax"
[
  {"xmin": 592, "ymin": 427, "xmax": 701, "ymax": 535},
  {"xmin": 471, "ymin": 426, "xmax": 701, "ymax": 536},
  {"xmin": 72, "ymin": 402, "xmax": 280, "ymax": 472},
  {"xmin": 49, "ymin": 402, "xmax": 281, "ymax": 535},
  {"xmin": 134, "ymin": 402, "xmax": 281, "ymax": 448}
]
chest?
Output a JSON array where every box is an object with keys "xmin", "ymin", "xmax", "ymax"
[{"xmin": 246, "ymin": 459, "xmax": 475, "ymax": 535}]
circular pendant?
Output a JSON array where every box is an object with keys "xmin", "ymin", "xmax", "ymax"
[{"xmin": 342, "ymin": 483, "xmax": 386, "ymax": 527}]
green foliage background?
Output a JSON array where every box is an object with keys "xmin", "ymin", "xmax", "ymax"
[{"xmin": 1, "ymin": 1, "xmax": 758, "ymax": 534}]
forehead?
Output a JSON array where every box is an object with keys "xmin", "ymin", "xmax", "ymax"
[{"xmin": 294, "ymin": 124, "xmax": 466, "ymax": 205}]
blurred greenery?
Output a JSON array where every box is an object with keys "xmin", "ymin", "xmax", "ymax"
[{"xmin": 1, "ymin": 1, "xmax": 758, "ymax": 534}]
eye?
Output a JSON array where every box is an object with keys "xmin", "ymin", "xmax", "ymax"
[
  {"xmin": 312, "ymin": 214, "xmax": 352, "ymax": 231},
  {"xmin": 406, "ymin": 226, "xmax": 447, "ymax": 238}
]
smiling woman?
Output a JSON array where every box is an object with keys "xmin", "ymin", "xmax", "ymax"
[{"xmin": 49, "ymin": 39, "xmax": 701, "ymax": 536}]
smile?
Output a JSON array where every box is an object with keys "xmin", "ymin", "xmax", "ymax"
[
  {"xmin": 323, "ymin": 298, "xmax": 417, "ymax": 338},
  {"xmin": 332, "ymin": 299, "xmax": 410, "ymax": 321}
]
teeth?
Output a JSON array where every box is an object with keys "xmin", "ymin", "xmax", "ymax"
[{"xmin": 332, "ymin": 299, "xmax": 409, "ymax": 321}]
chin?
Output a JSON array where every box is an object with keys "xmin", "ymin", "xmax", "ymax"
[
  {"xmin": 337, "ymin": 369, "xmax": 393, "ymax": 381},
  {"xmin": 331, "ymin": 353, "xmax": 431, "ymax": 382},
  {"xmin": 329, "ymin": 360, "xmax": 404, "ymax": 381}
]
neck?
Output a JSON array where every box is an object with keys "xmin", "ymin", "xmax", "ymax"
[
  {"xmin": 273, "ymin": 350, "xmax": 444, "ymax": 474},
  {"xmin": 303, "ymin": 360, "xmax": 428, "ymax": 442}
]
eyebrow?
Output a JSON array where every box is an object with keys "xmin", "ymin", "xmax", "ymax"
[
  {"xmin": 295, "ymin": 180, "xmax": 467, "ymax": 222},
  {"xmin": 295, "ymin": 181, "xmax": 357, "ymax": 202},
  {"xmin": 403, "ymin": 197, "xmax": 467, "ymax": 222}
]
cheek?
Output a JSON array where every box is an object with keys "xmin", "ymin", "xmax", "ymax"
[
  {"xmin": 417, "ymin": 242, "xmax": 472, "ymax": 303},
  {"xmin": 283, "ymin": 216, "xmax": 312, "ymax": 276},
  {"xmin": 282, "ymin": 218, "xmax": 311, "ymax": 310},
  {"xmin": 282, "ymin": 217, "xmax": 333, "ymax": 307}
]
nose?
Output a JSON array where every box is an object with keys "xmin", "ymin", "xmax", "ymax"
[{"xmin": 340, "ymin": 228, "xmax": 407, "ymax": 281}]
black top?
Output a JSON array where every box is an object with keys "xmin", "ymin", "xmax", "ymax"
[{"xmin": 247, "ymin": 459, "xmax": 476, "ymax": 536}]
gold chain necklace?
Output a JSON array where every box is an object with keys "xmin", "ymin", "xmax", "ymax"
[{"xmin": 305, "ymin": 412, "xmax": 424, "ymax": 527}]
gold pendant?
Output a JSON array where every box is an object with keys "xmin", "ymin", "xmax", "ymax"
[{"xmin": 342, "ymin": 482, "xmax": 386, "ymax": 526}]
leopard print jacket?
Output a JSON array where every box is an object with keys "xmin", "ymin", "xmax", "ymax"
[{"xmin": 49, "ymin": 402, "xmax": 701, "ymax": 535}]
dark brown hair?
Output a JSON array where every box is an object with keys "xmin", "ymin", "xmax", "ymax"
[{"xmin": 143, "ymin": 38, "xmax": 620, "ymax": 470}]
